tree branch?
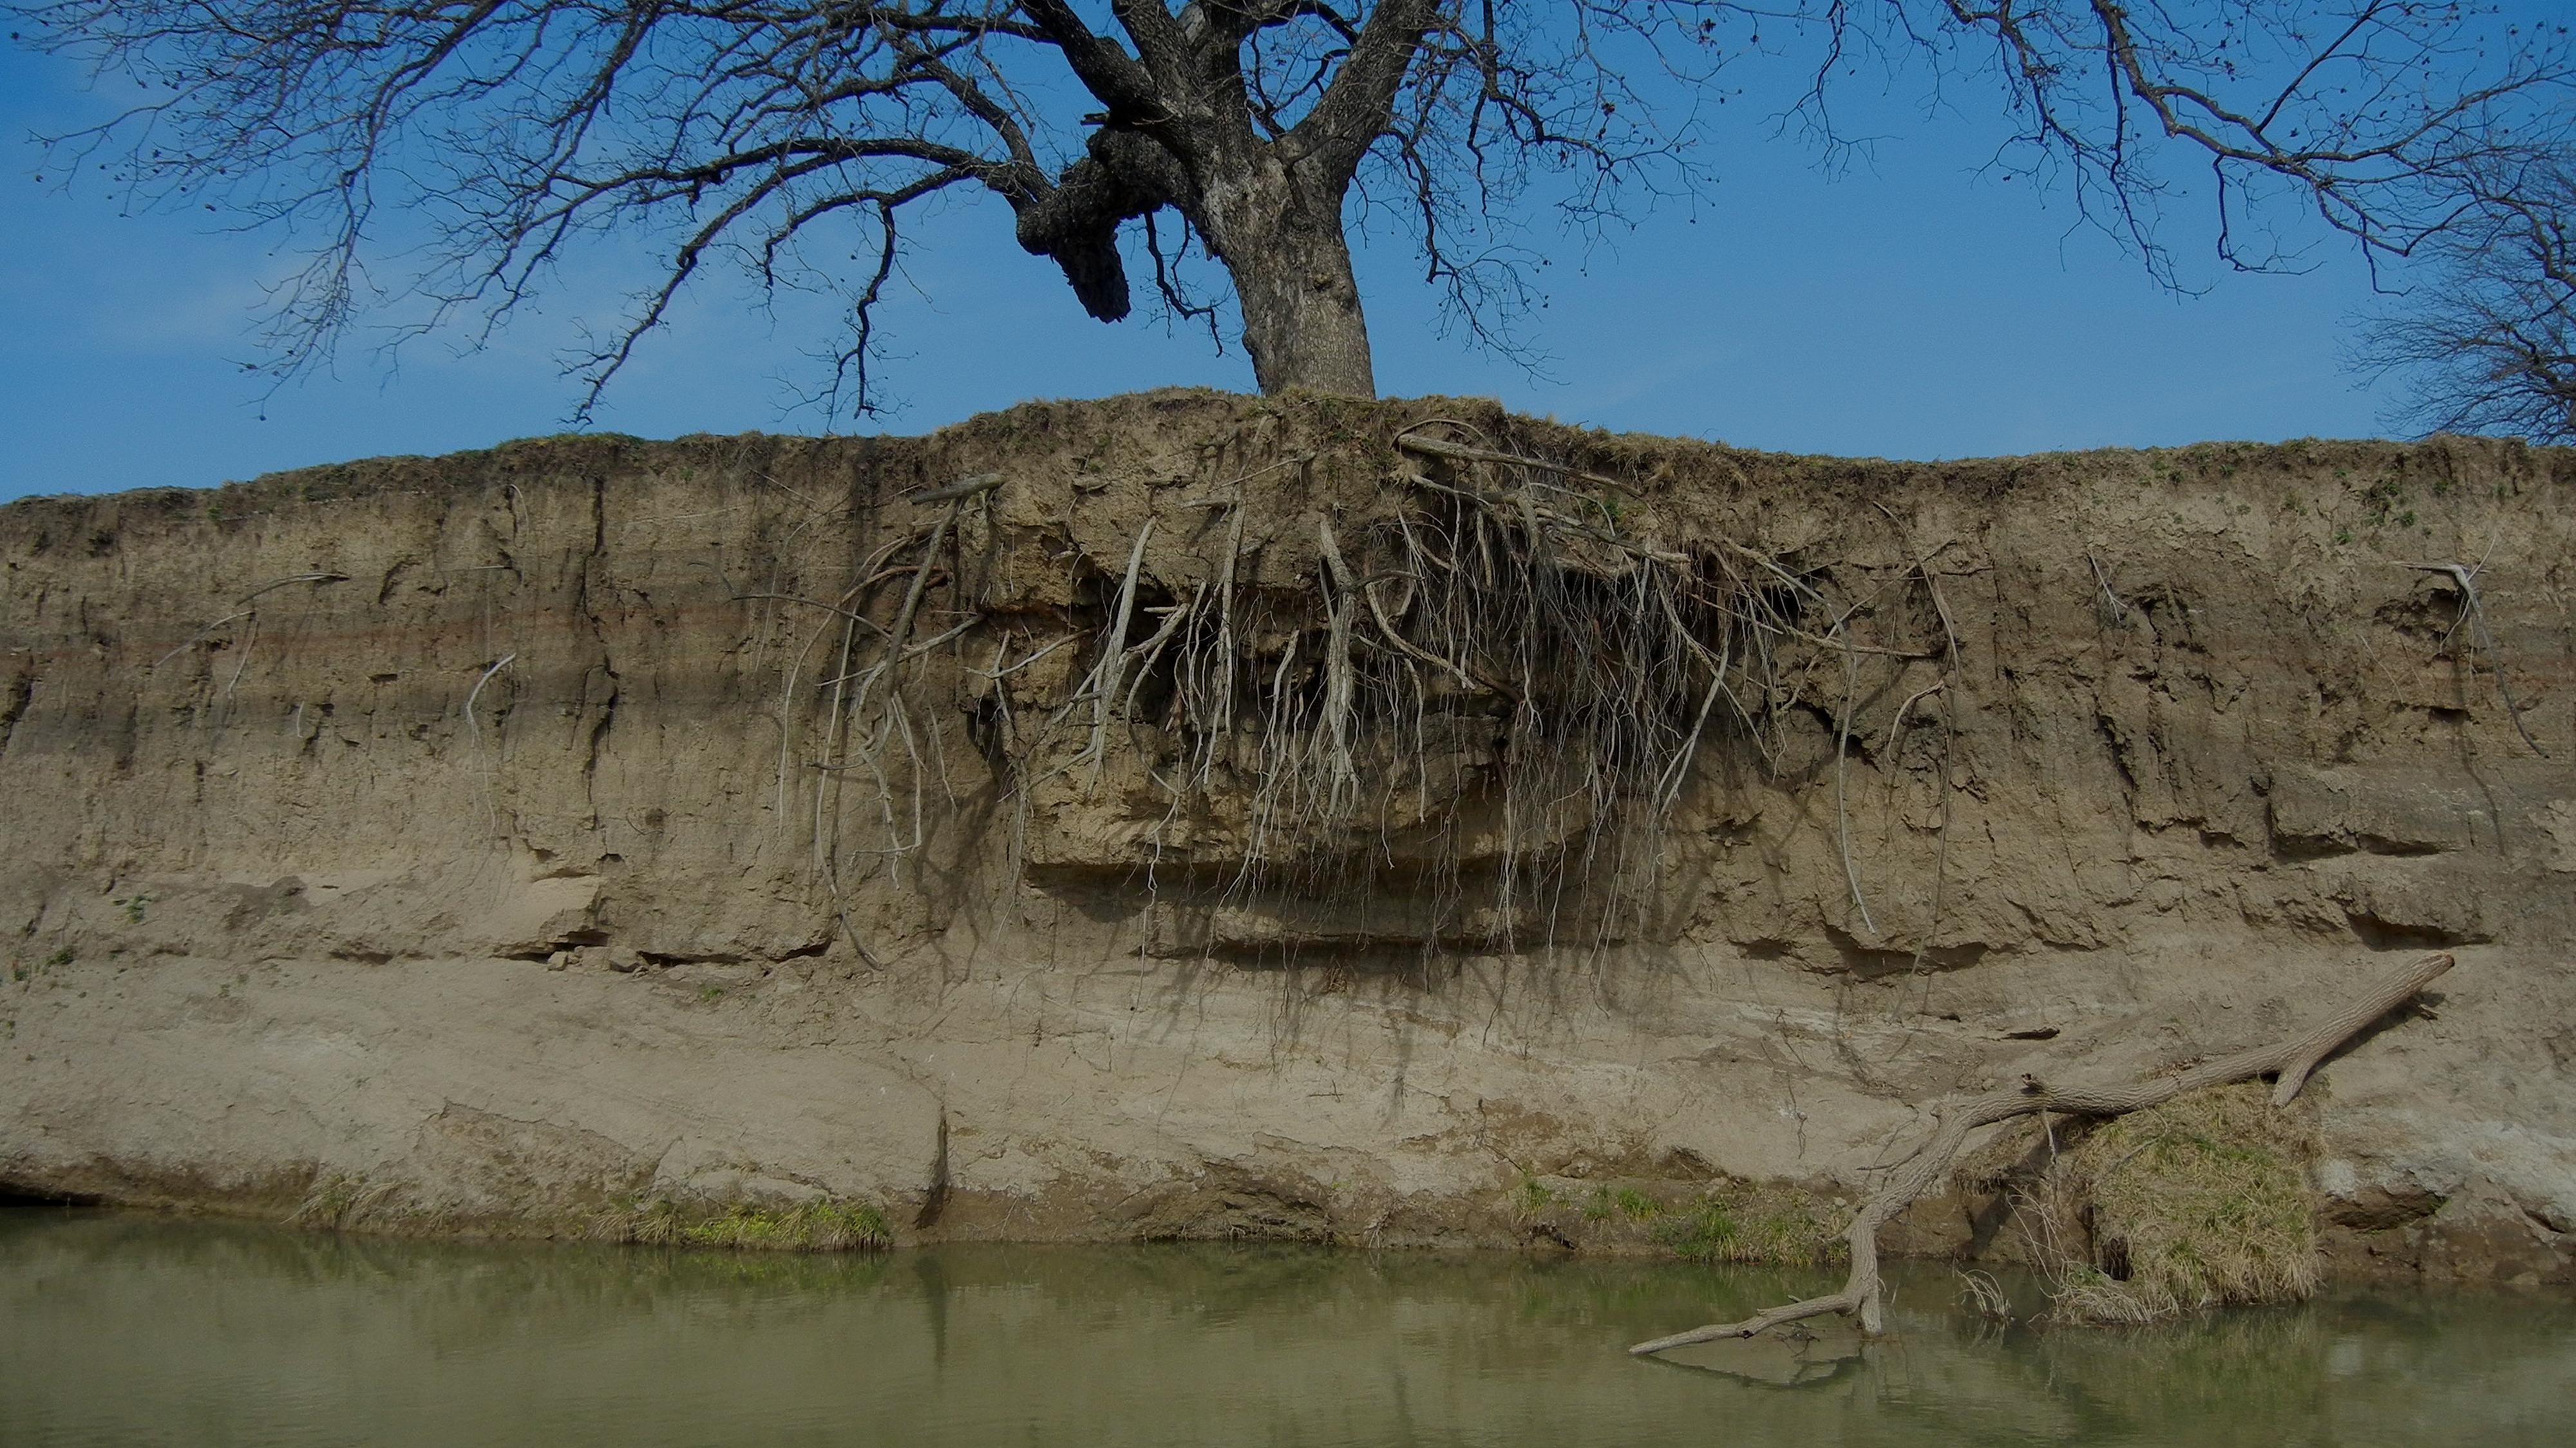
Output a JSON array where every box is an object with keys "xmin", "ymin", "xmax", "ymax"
[{"xmin": 1284, "ymin": 0, "xmax": 1437, "ymax": 185}]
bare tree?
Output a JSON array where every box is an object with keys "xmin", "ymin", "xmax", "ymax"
[
  {"xmin": 10, "ymin": 1, "xmax": 2571, "ymax": 411},
  {"xmin": 2358, "ymin": 151, "xmax": 2576, "ymax": 442}
]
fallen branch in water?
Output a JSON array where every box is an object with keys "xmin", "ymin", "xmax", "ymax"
[{"xmin": 1629, "ymin": 950, "xmax": 2456, "ymax": 1356}]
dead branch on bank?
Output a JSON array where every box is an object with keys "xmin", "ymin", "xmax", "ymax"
[{"xmin": 1629, "ymin": 950, "xmax": 2456, "ymax": 1356}]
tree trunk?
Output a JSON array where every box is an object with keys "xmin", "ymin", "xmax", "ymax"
[
  {"xmin": 1197, "ymin": 167, "xmax": 1377, "ymax": 398},
  {"xmin": 1224, "ymin": 229, "xmax": 1376, "ymax": 397}
]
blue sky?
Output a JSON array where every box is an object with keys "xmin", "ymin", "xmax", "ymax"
[{"xmin": 0, "ymin": 19, "xmax": 2454, "ymax": 503}]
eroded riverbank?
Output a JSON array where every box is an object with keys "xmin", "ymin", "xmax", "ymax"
[{"xmin": 5, "ymin": 392, "xmax": 2571, "ymax": 1283}]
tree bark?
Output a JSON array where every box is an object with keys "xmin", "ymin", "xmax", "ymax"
[
  {"xmin": 1629, "ymin": 950, "xmax": 2458, "ymax": 1357},
  {"xmin": 1192, "ymin": 160, "xmax": 1376, "ymax": 397},
  {"xmin": 1212, "ymin": 222, "xmax": 1376, "ymax": 397}
]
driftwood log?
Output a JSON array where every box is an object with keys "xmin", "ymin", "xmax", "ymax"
[{"xmin": 1629, "ymin": 950, "xmax": 2457, "ymax": 1356}]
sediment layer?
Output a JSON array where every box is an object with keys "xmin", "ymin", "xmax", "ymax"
[{"xmin": 1, "ymin": 390, "xmax": 2569, "ymax": 1283}]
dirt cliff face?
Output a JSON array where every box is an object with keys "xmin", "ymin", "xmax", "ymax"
[{"xmin": 2, "ymin": 390, "xmax": 2570, "ymax": 1283}]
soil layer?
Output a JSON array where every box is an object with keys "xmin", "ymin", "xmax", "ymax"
[{"xmin": 1, "ymin": 390, "xmax": 2569, "ymax": 1283}]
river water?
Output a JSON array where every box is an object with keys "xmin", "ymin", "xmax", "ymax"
[{"xmin": 4, "ymin": 1208, "xmax": 2569, "ymax": 1446}]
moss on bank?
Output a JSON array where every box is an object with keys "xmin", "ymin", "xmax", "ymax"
[
  {"xmin": 280, "ymin": 1171, "xmax": 891, "ymax": 1254},
  {"xmin": 1512, "ymin": 1174, "xmax": 1846, "ymax": 1265},
  {"xmin": 591, "ymin": 1198, "xmax": 892, "ymax": 1252}
]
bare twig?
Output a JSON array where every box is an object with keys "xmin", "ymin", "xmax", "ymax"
[
  {"xmin": 1957, "ymin": 1268, "xmax": 2013, "ymax": 1326},
  {"xmin": 731, "ymin": 592, "xmax": 893, "ymax": 636},
  {"xmin": 813, "ymin": 616, "xmax": 982, "ymax": 687},
  {"xmin": 239, "ymin": 571, "xmax": 350, "ymax": 601},
  {"xmin": 147, "ymin": 574, "xmax": 349, "ymax": 673},
  {"xmin": 223, "ymin": 615, "xmax": 260, "ymax": 701},
  {"xmin": 971, "ymin": 633, "xmax": 1080, "ymax": 681},
  {"xmin": 1884, "ymin": 681, "xmax": 1945, "ymax": 762}
]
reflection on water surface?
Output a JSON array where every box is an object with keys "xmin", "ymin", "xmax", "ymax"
[{"xmin": 3, "ymin": 1208, "xmax": 2569, "ymax": 1446}]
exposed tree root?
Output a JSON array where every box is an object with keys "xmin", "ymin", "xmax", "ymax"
[
  {"xmin": 462, "ymin": 653, "xmax": 516, "ymax": 743},
  {"xmin": 752, "ymin": 424, "xmax": 1842, "ymax": 959},
  {"xmin": 1628, "ymin": 950, "xmax": 2456, "ymax": 1356},
  {"xmin": 147, "ymin": 572, "xmax": 350, "ymax": 673},
  {"xmin": 736, "ymin": 422, "xmax": 2082, "ymax": 965},
  {"xmin": 2087, "ymin": 551, "xmax": 2136, "ymax": 630}
]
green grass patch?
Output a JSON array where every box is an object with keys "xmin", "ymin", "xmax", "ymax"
[
  {"xmin": 1651, "ymin": 1189, "xmax": 1840, "ymax": 1266},
  {"xmin": 1579, "ymin": 1185, "xmax": 1665, "ymax": 1223},
  {"xmin": 595, "ymin": 1197, "xmax": 891, "ymax": 1253}
]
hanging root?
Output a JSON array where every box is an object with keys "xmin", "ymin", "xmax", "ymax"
[
  {"xmin": 2087, "ymin": 552, "xmax": 2136, "ymax": 630},
  {"xmin": 1628, "ymin": 950, "xmax": 2456, "ymax": 1355},
  {"xmin": 146, "ymin": 572, "xmax": 350, "ymax": 675},
  {"xmin": 739, "ymin": 478, "xmax": 999, "ymax": 964},
  {"xmin": 971, "ymin": 420, "xmax": 1818, "ymax": 955},
  {"xmin": 757, "ymin": 428, "xmax": 1827, "ymax": 964},
  {"xmin": 463, "ymin": 653, "xmax": 516, "ymax": 742}
]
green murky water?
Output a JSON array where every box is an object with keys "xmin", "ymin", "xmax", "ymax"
[{"xmin": 4, "ymin": 1208, "xmax": 2570, "ymax": 1446}]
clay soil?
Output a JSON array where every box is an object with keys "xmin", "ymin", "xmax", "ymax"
[{"xmin": 1, "ymin": 390, "xmax": 2568, "ymax": 1285}]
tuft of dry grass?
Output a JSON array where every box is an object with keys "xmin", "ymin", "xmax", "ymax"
[
  {"xmin": 287, "ymin": 1172, "xmax": 402, "ymax": 1230},
  {"xmin": 2022, "ymin": 1083, "xmax": 2320, "ymax": 1325}
]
